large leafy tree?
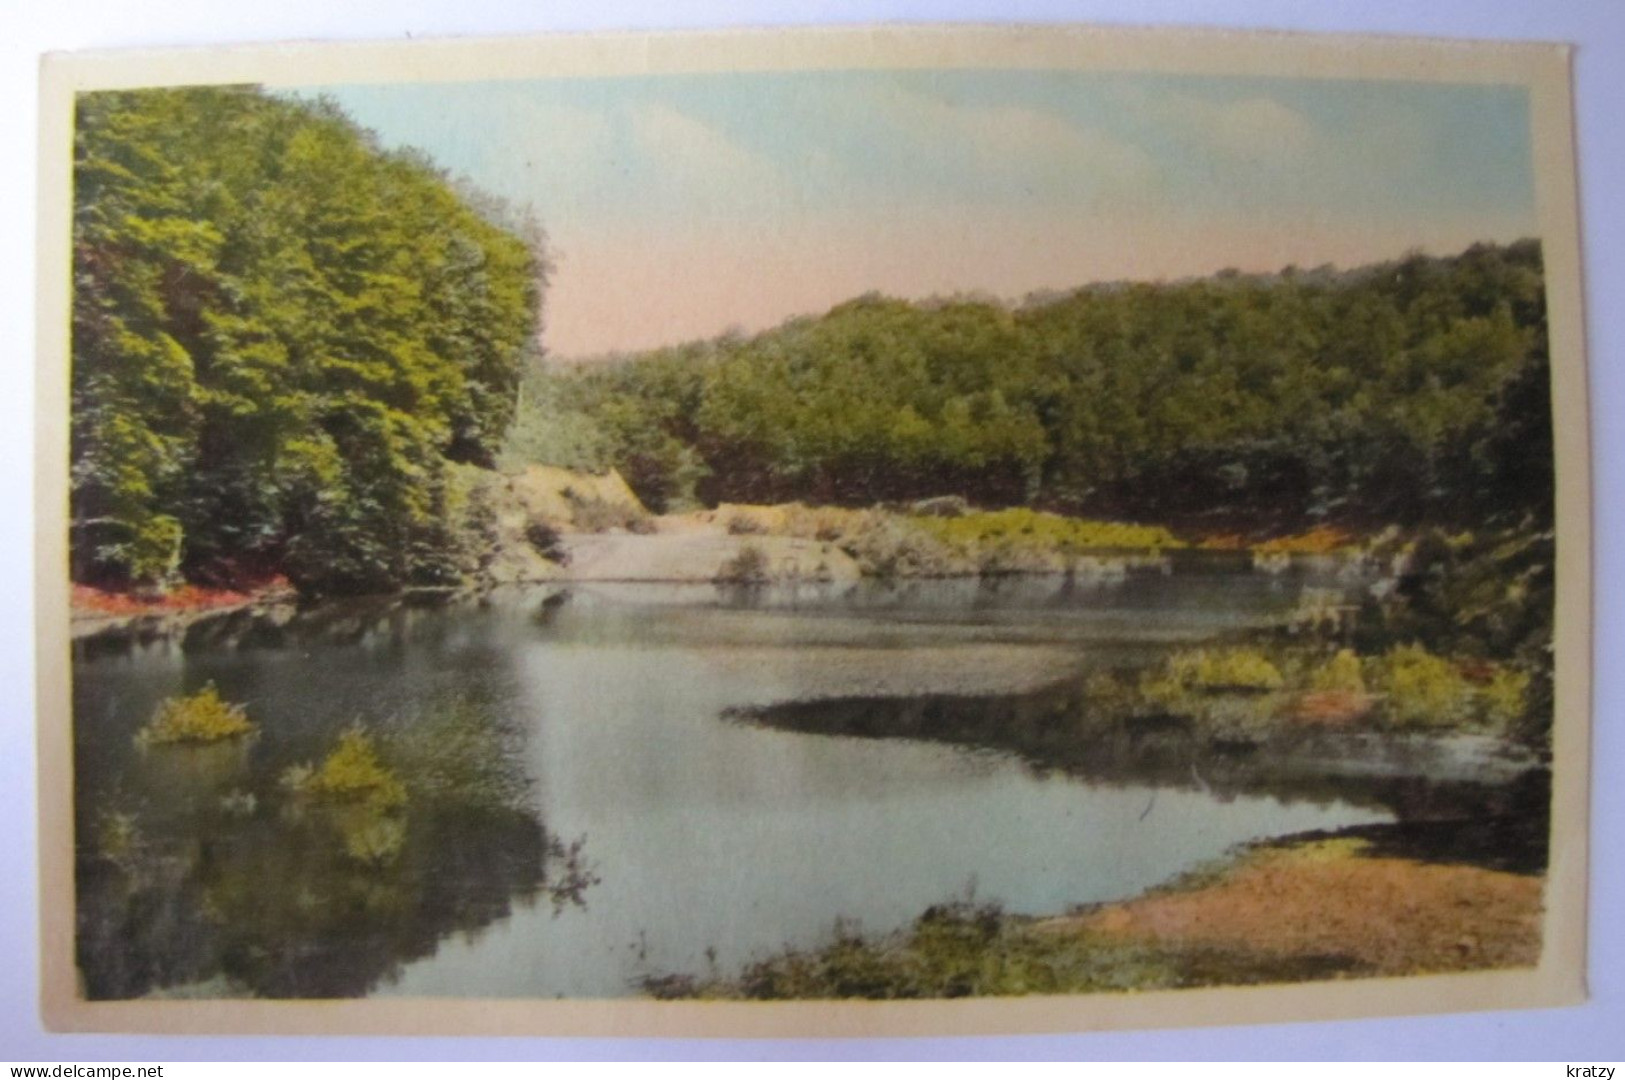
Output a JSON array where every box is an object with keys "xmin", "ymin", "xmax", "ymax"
[{"xmin": 71, "ymin": 87, "xmax": 546, "ymax": 595}]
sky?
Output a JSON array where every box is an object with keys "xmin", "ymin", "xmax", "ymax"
[{"xmin": 299, "ymin": 70, "xmax": 1536, "ymax": 357}]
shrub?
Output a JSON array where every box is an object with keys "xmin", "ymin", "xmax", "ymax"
[
  {"xmin": 913, "ymin": 508, "xmax": 1183, "ymax": 554},
  {"xmin": 726, "ymin": 513, "xmax": 767, "ymax": 535},
  {"xmin": 301, "ymin": 727, "xmax": 407, "ymax": 809},
  {"xmin": 841, "ymin": 511, "xmax": 965, "ymax": 578},
  {"xmin": 1372, "ymin": 644, "xmax": 1472, "ymax": 727},
  {"xmin": 136, "ymin": 684, "xmax": 255, "ymax": 746},
  {"xmin": 568, "ymin": 493, "xmax": 650, "ymax": 533},
  {"xmin": 1482, "ymin": 666, "xmax": 1532, "ymax": 732},
  {"xmin": 715, "ymin": 542, "xmax": 771, "ymax": 584},
  {"xmin": 1137, "ymin": 670, "xmax": 1197, "ymax": 715},
  {"xmin": 125, "ymin": 513, "xmax": 185, "ymax": 588},
  {"xmin": 1166, "ymin": 648, "xmax": 1284, "ymax": 693},
  {"xmin": 781, "ymin": 504, "xmax": 864, "ymax": 544},
  {"xmin": 524, "ymin": 520, "xmax": 569, "ymax": 564},
  {"xmin": 1310, "ymin": 649, "xmax": 1367, "ymax": 694}
]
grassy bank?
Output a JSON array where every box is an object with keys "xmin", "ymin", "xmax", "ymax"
[
  {"xmin": 677, "ymin": 625, "xmax": 1550, "ymax": 1000},
  {"xmin": 644, "ymin": 830, "xmax": 1543, "ymax": 1000},
  {"xmin": 689, "ymin": 502, "xmax": 1188, "ymax": 579},
  {"xmin": 735, "ymin": 639, "xmax": 1542, "ymax": 774}
]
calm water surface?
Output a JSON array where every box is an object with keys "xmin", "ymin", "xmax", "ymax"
[{"xmin": 73, "ymin": 566, "xmax": 1390, "ymax": 999}]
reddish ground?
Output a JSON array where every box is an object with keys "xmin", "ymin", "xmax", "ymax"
[
  {"xmin": 1285, "ymin": 689, "xmax": 1377, "ymax": 727},
  {"xmin": 71, "ymin": 577, "xmax": 290, "ymax": 618},
  {"xmin": 1046, "ymin": 840, "xmax": 1543, "ymax": 976},
  {"xmin": 1254, "ymin": 525, "xmax": 1356, "ymax": 554},
  {"xmin": 1197, "ymin": 525, "xmax": 1356, "ymax": 554}
]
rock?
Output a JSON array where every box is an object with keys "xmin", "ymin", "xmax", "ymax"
[{"xmin": 910, "ymin": 495, "xmax": 971, "ymax": 518}]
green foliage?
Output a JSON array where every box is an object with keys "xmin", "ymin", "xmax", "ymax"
[
  {"xmin": 268, "ymin": 698, "xmax": 531, "ymax": 875},
  {"xmin": 1370, "ymin": 645, "xmax": 1472, "ymax": 728},
  {"xmin": 645, "ymin": 899, "xmax": 1340, "ymax": 1000},
  {"xmin": 523, "ymin": 520, "xmax": 568, "ymax": 564},
  {"xmin": 522, "ymin": 242, "xmax": 1548, "ymax": 529},
  {"xmin": 71, "ymin": 87, "xmax": 545, "ymax": 593},
  {"xmin": 1164, "ymin": 648, "xmax": 1286, "ymax": 693},
  {"xmin": 1310, "ymin": 649, "xmax": 1368, "ymax": 694},
  {"xmin": 300, "ymin": 727, "xmax": 408, "ymax": 809},
  {"xmin": 136, "ymin": 684, "xmax": 255, "ymax": 746},
  {"xmin": 837, "ymin": 510, "xmax": 967, "ymax": 578},
  {"xmin": 499, "ymin": 369, "xmax": 616, "ymax": 474},
  {"xmin": 1483, "ymin": 667, "xmax": 1531, "ymax": 733},
  {"xmin": 912, "ymin": 507, "xmax": 1180, "ymax": 553},
  {"xmin": 565, "ymin": 491, "xmax": 652, "ymax": 533},
  {"xmin": 1135, "ymin": 647, "xmax": 1286, "ymax": 735},
  {"xmin": 503, "ymin": 349, "xmax": 712, "ymax": 512}
]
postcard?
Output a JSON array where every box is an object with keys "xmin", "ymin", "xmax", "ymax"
[{"xmin": 35, "ymin": 22, "xmax": 1590, "ymax": 1036}]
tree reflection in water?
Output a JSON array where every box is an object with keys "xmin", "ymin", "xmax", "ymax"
[
  {"xmin": 75, "ymin": 697, "xmax": 596, "ymax": 1000},
  {"xmin": 733, "ymin": 682, "xmax": 1551, "ymax": 874}
]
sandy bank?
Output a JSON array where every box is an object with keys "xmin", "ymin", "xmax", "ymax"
[{"xmin": 562, "ymin": 532, "xmax": 862, "ymax": 583}]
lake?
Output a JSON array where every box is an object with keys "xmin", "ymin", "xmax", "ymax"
[{"xmin": 72, "ymin": 562, "xmax": 1396, "ymax": 999}]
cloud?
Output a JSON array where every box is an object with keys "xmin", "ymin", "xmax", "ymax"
[
  {"xmin": 844, "ymin": 82, "xmax": 1163, "ymax": 206},
  {"xmin": 1157, "ymin": 92, "xmax": 1318, "ymax": 160},
  {"xmin": 394, "ymin": 78, "xmax": 1167, "ymax": 226},
  {"xmin": 946, "ymin": 101, "xmax": 1162, "ymax": 194}
]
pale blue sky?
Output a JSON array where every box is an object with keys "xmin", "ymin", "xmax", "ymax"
[{"xmin": 292, "ymin": 71, "xmax": 1535, "ymax": 355}]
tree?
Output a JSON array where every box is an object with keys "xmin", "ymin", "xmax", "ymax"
[{"xmin": 71, "ymin": 87, "xmax": 546, "ymax": 595}]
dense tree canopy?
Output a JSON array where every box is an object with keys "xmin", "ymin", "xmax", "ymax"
[
  {"xmin": 71, "ymin": 86, "xmax": 546, "ymax": 595},
  {"xmin": 518, "ymin": 241, "xmax": 1549, "ymax": 534}
]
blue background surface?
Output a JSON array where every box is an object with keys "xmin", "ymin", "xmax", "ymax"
[{"xmin": 1, "ymin": 0, "xmax": 1618, "ymax": 1061}]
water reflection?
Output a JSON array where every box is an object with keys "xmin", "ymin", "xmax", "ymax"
[
  {"xmin": 74, "ymin": 570, "xmax": 1410, "ymax": 1000},
  {"xmin": 735, "ymin": 683, "xmax": 1549, "ymax": 871},
  {"xmin": 75, "ymin": 696, "xmax": 596, "ymax": 1000}
]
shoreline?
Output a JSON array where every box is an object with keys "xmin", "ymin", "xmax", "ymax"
[
  {"xmin": 72, "ymin": 549, "xmax": 1549, "ymax": 1004},
  {"xmin": 644, "ymin": 813, "xmax": 1547, "ymax": 1000},
  {"xmin": 68, "ymin": 484, "xmax": 1385, "ymax": 644},
  {"xmin": 71, "ymin": 583, "xmax": 299, "ymax": 643},
  {"xmin": 68, "ymin": 531, "xmax": 1349, "ymax": 645}
]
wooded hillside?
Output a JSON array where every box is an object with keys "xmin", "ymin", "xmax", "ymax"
[
  {"xmin": 71, "ymin": 86, "xmax": 547, "ymax": 595},
  {"xmin": 514, "ymin": 241, "xmax": 1550, "ymax": 537}
]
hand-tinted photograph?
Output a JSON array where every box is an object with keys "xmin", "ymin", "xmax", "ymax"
[{"xmin": 40, "ymin": 25, "xmax": 1589, "ymax": 1033}]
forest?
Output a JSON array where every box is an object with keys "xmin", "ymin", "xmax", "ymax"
[
  {"xmin": 71, "ymin": 86, "xmax": 546, "ymax": 597},
  {"xmin": 507, "ymin": 241, "xmax": 1555, "ymax": 744},
  {"xmin": 511, "ymin": 240, "xmax": 1550, "ymax": 537}
]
